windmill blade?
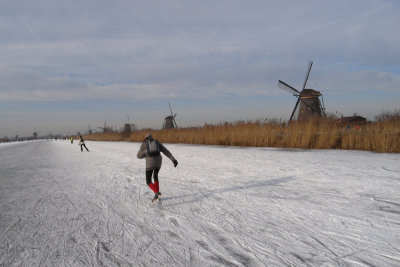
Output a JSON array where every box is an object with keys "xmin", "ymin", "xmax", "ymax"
[
  {"xmin": 168, "ymin": 102, "xmax": 178, "ymax": 128},
  {"xmin": 320, "ymin": 93, "xmax": 326, "ymax": 113},
  {"xmin": 302, "ymin": 60, "xmax": 313, "ymax": 90},
  {"xmin": 277, "ymin": 80, "xmax": 300, "ymax": 95},
  {"xmin": 290, "ymin": 98, "xmax": 301, "ymax": 121},
  {"xmin": 168, "ymin": 102, "xmax": 174, "ymax": 117},
  {"xmin": 173, "ymin": 115, "xmax": 178, "ymax": 128}
]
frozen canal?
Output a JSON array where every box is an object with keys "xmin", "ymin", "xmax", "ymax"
[{"xmin": 1, "ymin": 140, "xmax": 400, "ymax": 266}]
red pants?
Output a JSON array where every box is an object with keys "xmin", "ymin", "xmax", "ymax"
[{"xmin": 146, "ymin": 169, "xmax": 160, "ymax": 193}]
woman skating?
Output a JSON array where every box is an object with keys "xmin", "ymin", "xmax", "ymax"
[{"xmin": 137, "ymin": 133, "xmax": 178, "ymax": 203}]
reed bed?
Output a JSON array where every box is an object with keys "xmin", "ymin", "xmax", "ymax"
[{"xmin": 82, "ymin": 117, "xmax": 400, "ymax": 153}]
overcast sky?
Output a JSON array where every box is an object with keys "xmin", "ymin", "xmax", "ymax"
[{"xmin": 1, "ymin": 0, "xmax": 399, "ymax": 137}]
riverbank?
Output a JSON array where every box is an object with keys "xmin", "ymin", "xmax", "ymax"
[{"xmin": 82, "ymin": 117, "xmax": 400, "ymax": 153}]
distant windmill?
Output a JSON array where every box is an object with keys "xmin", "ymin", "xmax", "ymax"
[
  {"xmin": 33, "ymin": 128, "xmax": 40, "ymax": 139},
  {"xmin": 122, "ymin": 115, "xmax": 137, "ymax": 135},
  {"xmin": 87, "ymin": 125, "xmax": 93, "ymax": 134},
  {"xmin": 163, "ymin": 103, "xmax": 178, "ymax": 129},
  {"xmin": 277, "ymin": 60, "xmax": 325, "ymax": 121},
  {"xmin": 98, "ymin": 121, "xmax": 113, "ymax": 132}
]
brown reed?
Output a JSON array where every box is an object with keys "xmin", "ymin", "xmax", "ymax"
[{"xmin": 82, "ymin": 117, "xmax": 400, "ymax": 153}]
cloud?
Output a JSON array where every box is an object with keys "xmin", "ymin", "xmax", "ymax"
[
  {"xmin": 1, "ymin": 55, "xmax": 399, "ymax": 103},
  {"xmin": 320, "ymin": 70, "xmax": 400, "ymax": 93}
]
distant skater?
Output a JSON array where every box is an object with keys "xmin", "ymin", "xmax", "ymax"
[
  {"xmin": 70, "ymin": 137, "xmax": 73, "ymax": 144},
  {"xmin": 137, "ymin": 133, "xmax": 178, "ymax": 203},
  {"xmin": 79, "ymin": 135, "xmax": 89, "ymax": 152}
]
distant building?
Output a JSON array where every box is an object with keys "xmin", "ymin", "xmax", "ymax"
[{"xmin": 337, "ymin": 116, "xmax": 367, "ymax": 128}]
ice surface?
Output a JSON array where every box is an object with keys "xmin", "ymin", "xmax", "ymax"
[{"xmin": 1, "ymin": 140, "xmax": 400, "ymax": 266}]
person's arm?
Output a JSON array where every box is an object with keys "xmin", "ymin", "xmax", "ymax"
[
  {"xmin": 159, "ymin": 142, "xmax": 178, "ymax": 167},
  {"xmin": 137, "ymin": 142, "xmax": 147, "ymax": 159}
]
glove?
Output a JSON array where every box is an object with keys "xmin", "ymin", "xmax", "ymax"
[{"xmin": 173, "ymin": 160, "xmax": 178, "ymax": 167}]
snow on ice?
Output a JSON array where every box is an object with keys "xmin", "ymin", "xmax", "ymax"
[{"xmin": 1, "ymin": 140, "xmax": 400, "ymax": 266}]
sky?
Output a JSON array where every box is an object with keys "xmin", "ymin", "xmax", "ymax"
[{"xmin": 1, "ymin": 0, "xmax": 399, "ymax": 137}]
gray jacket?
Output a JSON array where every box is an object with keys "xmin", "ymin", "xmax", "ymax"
[{"xmin": 137, "ymin": 138, "xmax": 176, "ymax": 171}]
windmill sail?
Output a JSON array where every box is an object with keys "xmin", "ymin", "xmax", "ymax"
[
  {"xmin": 302, "ymin": 60, "xmax": 313, "ymax": 90},
  {"xmin": 290, "ymin": 99, "xmax": 301, "ymax": 121},
  {"xmin": 277, "ymin": 80, "xmax": 300, "ymax": 95},
  {"xmin": 169, "ymin": 103, "xmax": 178, "ymax": 128},
  {"xmin": 173, "ymin": 113, "xmax": 178, "ymax": 128}
]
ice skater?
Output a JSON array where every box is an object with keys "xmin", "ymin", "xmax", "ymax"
[
  {"xmin": 79, "ymin": 135, "xmax": 89, "ymax": 152},
  {"xmin": 137, "ymin": 133, "xmax": 178, "ymax": 203}
]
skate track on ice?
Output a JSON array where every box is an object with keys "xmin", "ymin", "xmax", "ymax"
[{"xmin": 1, "ymin": 140, "xmax": 400, "ymax": 266}]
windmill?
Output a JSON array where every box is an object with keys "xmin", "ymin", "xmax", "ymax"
[
  {"xmin": 33, "ymin": 128, "xmax": 40, "ymax": 139},
  {"xmin": 122, "ymin": 115, "xmax": 137, "ymax": 135},
  {"xmin": 98, "ymin": 121, "xmax": 112, "ymax": 132},
  {"xmin": 277, "ymin": 61, "xmax": 325, "ymax": 121},
  {"xmin": 162, "ymin": 103, "xmax": 178, "ymax": 129}
]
